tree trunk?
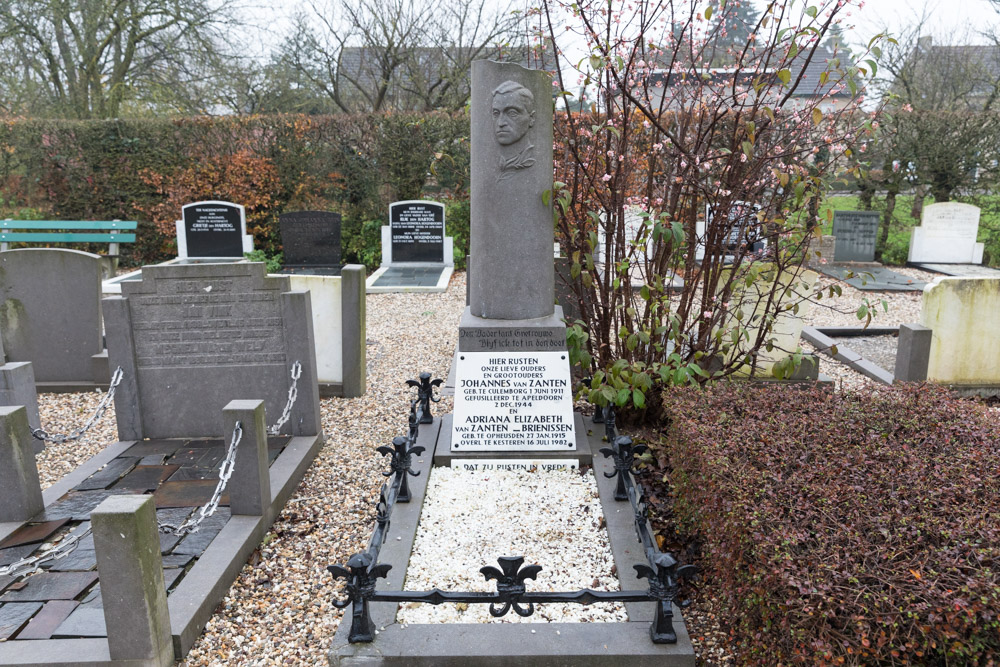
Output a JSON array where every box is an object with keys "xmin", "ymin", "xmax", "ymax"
[{"xmin": 875, "ymin": 187, "xmax": 898, "ymax": 264}]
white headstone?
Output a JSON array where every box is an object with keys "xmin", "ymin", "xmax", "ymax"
[{"xmin": 907, "ymin": 202, "xmax": 984, "ymax": 264}]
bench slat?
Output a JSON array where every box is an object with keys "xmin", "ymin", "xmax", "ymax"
[
  {"xmin": 1, "ymin": 220, "xmax": 138, "ymax": 230},
  {"xmin": 0, "ymin": 232, "xmax": 137, "ymax": 243}
]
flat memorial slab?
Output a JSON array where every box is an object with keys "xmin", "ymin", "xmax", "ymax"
[
  {"xmin": 911, "ymin": 263, "xmax": 1000, "ymax": 278},
  {"xmin": 367, "ymin": 264, "xmax": 453, "ymax": 293},
  {"xmin": 817, "ymin": 264, "xmax": 926, "ymax": 291}
]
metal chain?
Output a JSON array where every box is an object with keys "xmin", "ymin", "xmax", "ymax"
[
  {"xmin": 0, "ymin": 525, "xmax": 92, "ymax": 579},
  {"xmin": 267, "ymin": 361, "xmax": 301, "ymax": 435},
  {"xmin": 31, "ymin": 367, "xmax": 124, "ymax": 444},
  {"xmin": 160, "ymin": 421, "xmax": 242, "ymax": 537}
]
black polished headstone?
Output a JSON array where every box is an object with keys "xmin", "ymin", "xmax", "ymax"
[
  {"xmin": 279, "ymin": 211, "xmax": 342, "ymax": 272},
  {"xmin": 181, "ymin": 201, "xmax": 245, "ymax": 258},
  {"xmin": 707, "ymin": 201, "xmax": 765, "ymax": 254},
  {"xmin": 832, "ymin": 210, "xmax": 880, "ymax": 262},
  {"xmin": 390, "ymin": 201, "xmax": 445, "ymax": 263}
]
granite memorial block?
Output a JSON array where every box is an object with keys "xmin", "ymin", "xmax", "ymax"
[
  {"xmin": 452, "ymin": 61, "xmax": 576, "ymax": 453},
  {"xmin": 696, "ymin": 201, "xmax": 763, "ymax": 260},
  {"xmin": 179, "ymin": 201, "xmax": 248, "ymax": 258},
  {"xmin": 832, "ymin": 210, "xmax": 879, "ymax": 262},
  {"xmin": 469, "ymin": 62, "xmax": 555, "ymax": 320},
  {"xmin": 0, "ymin": 405, "xmax": 44, "ymax": 522},
  {"xmin": 0, "ymin": 248, "xmax": 109, "ymax": 387},
  {"xmin": 103, "ymin": 262, "xmax": 321, "ymax": 440},
  {"xmin": 390, "ymin": 201, "xmax": 445, "ymax": 263},
  {"xmin": 908, "ymin": 202, "xmax": 984, "ymax": 264},
  {"xmin": 279, "ymin": 211, "xmax": 342, "ymax": 272}
]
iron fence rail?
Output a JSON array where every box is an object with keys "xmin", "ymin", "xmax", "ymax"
[{"xmin": 327, "ymin": 374, "xmax": 695, "ymax": 645}]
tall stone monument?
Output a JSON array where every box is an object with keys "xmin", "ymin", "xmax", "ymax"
[{"xmin": 451, "ymin": 61, "xmax": 576, "ymax": 453}]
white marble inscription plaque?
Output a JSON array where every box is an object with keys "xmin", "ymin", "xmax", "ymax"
[
  {"xmin": 451, "ymin": 351, "xmax": 576, "ymax": 452},
  {"xmin": 451, "ymin": 459, "xmax": 578, "ymax": 472}
]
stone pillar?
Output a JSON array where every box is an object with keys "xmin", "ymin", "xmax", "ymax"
[
  {"xmin": 223, "ymin": 400, "xmax": 270, "ymax": 516},
  {"xmin": 280, "ymin": 290, "xmax": 322, "ymax": 437},
  {"xmin": 340, "ymin": 265, "xmax": 367, "ymax": 398},
  {"xmin": 102, "ymin": 295, "xmax": 144, "ymax": 441},
  {"xmin": 91, "ymin": 495, "xmax": 173, "ymax": 666},
  {"xmin": 0, "ymin": 361, "xmax": 41, "ymax": 451},
  {"xmin": 894, "ymin": 324, "xmax": 932, "ymax": 382},
  {"xmin": 469, "ymin": 60, "xmax": 554, "ymax": 320},
  {"xmin": 0, "ymin": 405, "xmax": 43, "ymax": 522}
]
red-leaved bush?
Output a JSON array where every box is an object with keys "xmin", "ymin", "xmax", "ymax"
[{"xmin": 658, "ymin": 383, "xmax": 1000, "ymax": 665}]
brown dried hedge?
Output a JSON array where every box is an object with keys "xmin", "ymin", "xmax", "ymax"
[{"xmin": 660, "ymin": 383, "xmax": 1000, "ymax": 665}]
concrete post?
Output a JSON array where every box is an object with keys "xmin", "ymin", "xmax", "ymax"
[
  {"xmin": 340, "ymin": 264, "xmax": 367, "ymax": 398},
  {"xmin": 0, "ymin": 361, "xmax": 41, "ymax": 451},
  {"xmin": 91, "ymin": 495, "xmax": 173, "ymax": 666},
  {"xmin": 0, "ymin": 405, "xmax": 43, "ymax": 522},
  {"xmin": 223, "ymin": 400, "xmax": 270, "ymax": 516},
  {"xmin": 280, "ymin": 290, "xmax": 322, "ymax": 437},
  {"xmin": 894, "ymin": 324, "xmax": 933, "ymax": 383}
]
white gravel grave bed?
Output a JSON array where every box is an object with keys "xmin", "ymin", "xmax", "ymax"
[{"xmin": 397, "ymin": 465, "xmax": 627, "ymax": 624}]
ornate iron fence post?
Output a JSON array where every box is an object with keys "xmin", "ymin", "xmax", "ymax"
[
  {"xmin": 600, "ymin": 435, "xmax": 648, "ymax": 502},
  {"xmin": 481, "ymin": 556, "xmax": 542, "ymax": 618},
  {"xmin": 328, "ymin": 552, "xmax": 392, "ymax": 643},
  {"xmin": 406, "ymin": 372, "xmax": 442, "ymax": 424},
  {"xmin": 378, "ymin": 436, "xmax": 424, "ymax": 503},
  {"xmin": 636, "ymin": 553, "xmax": 695, "ymax": 644}
]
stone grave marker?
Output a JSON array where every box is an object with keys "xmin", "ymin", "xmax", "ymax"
[
  {"xmin": 178, "ymin": 201, "xmax": 253, "ymax": 259},
  {"xmin": 450, "ymin": 60, "xmax": 577, "ymax": 453},
  {"xmin": 696, "ymin": 200, "xmax": 764, "ymax": 260},
  {"xmin": 832, "ymin": 210, "xmax": 880, "ymax": 262},
  {"xmin": 279, "ymin": 211, "xmax": 342, "ymax": 274},
  {"xmin": 390, "ymin": 201, "xmax": 445, "ymax": 263},
  {"xmin": 367, "ymin": 200, "xmax": 454, "ymax": 292},
  {"xmin": 908, "ymin": 202, "xmax": 984, "ymax": 264},
  {"xmin": 0, "ymin": 248, "xmax": 110, "ymax": 389},
  {"xmin": 103, "ymin": 262, "xmax": 321, "ymax": 440}
]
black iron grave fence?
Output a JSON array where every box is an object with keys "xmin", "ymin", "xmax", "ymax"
[{"xmin": 327, "ymin": 373, "xmax": 695, "ymax": 644}]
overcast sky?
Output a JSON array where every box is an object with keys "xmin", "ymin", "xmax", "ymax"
[{"xmin": 837, "ymin": 0, "xmax": 998, "ymax": 46}]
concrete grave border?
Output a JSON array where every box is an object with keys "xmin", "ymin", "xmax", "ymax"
[
  {"xmin": 801, "ymin": 326, "xmax": 895, "ymax": 385},
  {"xmin": 328, "ymin": 415, "xmax": 694, "ymax": 666}
]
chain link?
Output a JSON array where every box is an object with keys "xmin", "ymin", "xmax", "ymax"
[
  {"xmin": 268, "ymin": 361, "xmax": 302, "ymax": 435},
  {"xmin": 160, "ymin": 421, "xmax": 242, "ymax": 536},
  {"xmin": 31, "ymin": 367, "xmax": 124, "ymax": 444},
  {"xmin": 0, "ymin": 524, "xmax": 92, "ymax": 579}
]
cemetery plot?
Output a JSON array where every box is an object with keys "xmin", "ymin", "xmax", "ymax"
[
  {"xmin": 368, "ymin": 200, "xmax": 454, "ymax": 293},
  {"xmin": 279, "ymin": 211, "xmax": 342, "ymax": 274},
  {"xmin": 816, "ymin": 264, "xmax": 927, "ymax": 291}
]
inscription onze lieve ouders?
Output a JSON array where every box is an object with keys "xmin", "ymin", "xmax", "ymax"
[{"xmin": 493, "ymin": 81, "xmax": 536, "ymax": 183}]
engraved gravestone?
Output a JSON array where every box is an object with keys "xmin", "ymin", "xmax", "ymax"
[
  {"xmin": 390, "ymin": 201, "xmax": 444, "ymax": 263},
  {"xmin": 0, "ymin": 248, "xmax": 108, "ymax": 387},
  {"xmin": 103, "ymin": 262, "xmax": 320, "ymax": 440},
  {"xmin": 452, "ymin": 60, "xmax": 576, "ymax": 453},
  {"xmin": 181, "ymin": 201, "xmax": 245, "ymax": 258},
  {"xmin": 279, "ymin": 211, "xmax": 342, "ymax": 273},
  {"xmin": 908, "ymin": 202, "xmax": 984, "ymax": 264},
  {"xmin": 705, "ymin": 201, "xmax": 764, "ymax": 255},
  {"xmin": 832, "ymin": 210, "xmax": 879, "ymax": 262}
]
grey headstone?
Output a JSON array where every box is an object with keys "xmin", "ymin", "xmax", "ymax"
[
  {"xmin": 91, "ymin": 495, "xmax": 172, "ymax": 665},
  {"xmin": 182, "ymin": 201, "xmax": 245, "ymax": 258},
  {"xmin": 458, "ymin": 307, "xmax": 568, "ymax": 353},
  {"xmin": 894, "ymin": 323, "xmax": 932, "ymax": 383},
  {"xmin": 279, "ymin": 211, "xmax": 342, "ymax": 271},
  {"xmin": 103, "ymin": 262, "xmax": 321, "ymax": 440},
  {"xmin": 832, "ymin": 210, "xmax": 880, "ymax": 262},
  {"xmin": 469, "ymin": 61, "xmax": 554, "ymax": 320},
  {"xmin": 341, "ymin": 265, "xmax": 367, "ymax": 398},
  {"xmin": 0, "ymin": 361, "xmax": 40, "ymax": 450},
  {"xmin": 0, "ymin": 249, "xmax": 105, "ymax": 384},
  {"xmin": 223, "ymin": 399, "xmax": 270, "ymax": 516},
  {"xmin": 0, "ymin": 405, "xmax": 43, "ymax": 522},
  {"xmin": 389, "ymin": 201, "xmax": 445, "ymax": 263}
]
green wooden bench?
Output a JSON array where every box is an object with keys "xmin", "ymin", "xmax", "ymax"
[{"xmin": 1, "ymin": 219, "xmax": 138, "ymax": 278}]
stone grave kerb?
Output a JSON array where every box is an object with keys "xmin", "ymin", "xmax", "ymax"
[{"xmin": 103, "ymin": 262, "xmax": 321, "ymax": 441}]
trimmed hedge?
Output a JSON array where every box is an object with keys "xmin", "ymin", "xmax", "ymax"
[
  {"xmin": 657, "ymin": 383, "xmax": 1000, "ymax": 665},
  {"xmin": 0, "ymin": 114, "xmax": 470, "ymax": 269}
]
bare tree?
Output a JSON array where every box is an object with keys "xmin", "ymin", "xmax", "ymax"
[
  {"xmin": 0, "ymin": 0, "xmax": 240, "ymax": 118},
  {"xmin": 284, "ymin": 0, "xmax": 528, "ymax": 113}
]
